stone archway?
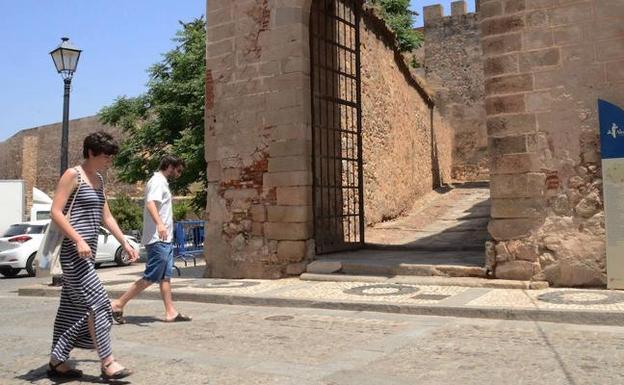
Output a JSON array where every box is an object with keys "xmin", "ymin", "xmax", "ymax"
[{"xmin": 204, "ymin": 0, "xmax": 480, "ymax": 279}]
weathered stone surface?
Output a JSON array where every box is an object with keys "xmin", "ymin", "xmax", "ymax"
[
  {"xmin": 423, "ymin": 9, "xmax": 486, "ymax": 181},
  {"xmin": 267, "ymin": 205, "xmax": 311, "ymax": 223},
  {"xmin": 550, "ymin": 194, "xmax": 571, "ymax": 216},
  {"xmin": 306, "ymin": 260, "xmax": 342, "ymax": 274},
  {"xmin": 508, "ymin": 240, "xmax": 539, "ymax": 262},
  {"xmin": 574, "ymin": 192, "xmax": 601, "ymax": 218},
  {"xmin": 544, "ymin": 260, "xmax": 607, "ymax": 287},
  {"xmin": 286, "ymin": 261, "xmax": 307, "ymax": 275},
  {"xmin": 481, "ymin": 0, "xmax": 619, "ymax": 287},
  {"xmin": 0, "ymin": 116, "xmax": 138, "ymax": 197},
  {"xmin": 277, "ymin": 240, "xmax": 307, "ymax": 262},
  {"xmin": 488, "ymin": 218, "xmax": 541, "ymax": 240},
  {"xmin": 485, "ymin": 94, "xmax": 526, "ymax": 115},
  {"xmin": 485, "ymin": 240, "xmax": 497, "ymax": 270},
  {"xmin": 485, "ymin": 74, "xmax": 533, "ymax": 95},
  {"xmin": 495, "ymin": 260, "xmax": 536, "ymax": 280},
  {"xmin": 264, "ymin": 222, "xmax": 312, "ymax": 240},
  {"xmin": 362, "ymin": 11, "xmax": 453, "ymax": 225}
]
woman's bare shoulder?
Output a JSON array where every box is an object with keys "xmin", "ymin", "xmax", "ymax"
[{"xmin": 58, "ymin": 167, "xmax": 80, "ymax": 186}]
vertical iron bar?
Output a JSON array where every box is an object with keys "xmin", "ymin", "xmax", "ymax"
[
  {"xmin": 354, "ymin": 0, "xmax": 364, "ymax": 245},
  {"xmin": 310, "ymin": 3, "xmax": 318, "ymax": 253},
  {"xmin": 324, "ymin": 0, "xmax": 332, "ymax": 249}
]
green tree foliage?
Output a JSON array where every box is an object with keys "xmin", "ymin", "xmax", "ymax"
[
  {"xmin": 173, "ymin": 200, "xmax": 191, "ymax": 222},
  {"xmin": 99, "ymin": 18, "xmax": 206, "ymax": 210},
  {"xmin": 368, "ymin": 0, "xmax": 423, "ymax": 52},
  {"xmin": 108, "ymin": 194, "xmax": 143, "ymax": 233}
]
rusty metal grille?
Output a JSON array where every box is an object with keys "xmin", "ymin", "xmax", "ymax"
[{"xmin": 310, "ymin": 0, "xmax": 364, "ymax": 254}]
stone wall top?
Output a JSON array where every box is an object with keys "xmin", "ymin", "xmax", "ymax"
[
  {"xmin": 362, "ymin": 6, "xmax": 434, "ymax": 106},
  {"xmin": 424, "ymin": 1, "xmax": 480, "ymax": 25}
]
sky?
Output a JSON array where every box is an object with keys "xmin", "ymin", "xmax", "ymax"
[{"xmin": 0, "ymin": 1, "xmax": 476, "ymax": 142}]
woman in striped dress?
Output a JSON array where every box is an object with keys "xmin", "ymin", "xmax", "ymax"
[{"xmin": 48, "ymin": 131, "xmax": 138, "ymax": 380}]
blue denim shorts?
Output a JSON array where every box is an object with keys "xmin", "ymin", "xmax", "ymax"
[{"xmin": 143, "ymin": 242, "xmax": 174, "ymax": 283}]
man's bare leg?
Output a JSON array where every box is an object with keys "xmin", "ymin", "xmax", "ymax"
[
  {"xmin": 111, "ymin": 278, "xmax": 152, "ymax": 313},
  {"xmin": 159, "ymin": 279, "xmax": 178, "ymax": 320}
]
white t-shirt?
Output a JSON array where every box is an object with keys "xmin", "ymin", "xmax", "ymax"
[{"xmin": 141, "ymin": 172, "xmax": 173, "ymax": 245}]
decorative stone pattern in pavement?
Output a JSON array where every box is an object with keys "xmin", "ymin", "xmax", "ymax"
[
  {"xmin": 537, "ymin": 290, "xmax": 624, "ymax": 305},
  {"xmin": 343, "ymin": 284, "xmax": 419, "ymax": 297},
  {"xmin": 191, "ymin": 280, "xmax": 262, "ymax": 289},
  {"xmin": 279, "ymin": 281, "xmax": 468, "ymax": 304},
  {"xmin": 139, "ymin": 278, "xmax": 299, "ymax": 295},
  {"xmin": 468, "ymin": 289, "xmax": 624, "ymax": 311}
]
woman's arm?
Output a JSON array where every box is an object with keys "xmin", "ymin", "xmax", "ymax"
[
  {"xmin": 50, "ymin": 168, "xmax": 91, "ymax": 259},
  {"xmin": 102, "ymin": 199, "xmax": 139, "ymax": 262}
]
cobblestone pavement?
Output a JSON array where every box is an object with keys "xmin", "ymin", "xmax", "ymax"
[{"xmin": 1, "ymin": 292, "xmax": 623, "ymax": 385}]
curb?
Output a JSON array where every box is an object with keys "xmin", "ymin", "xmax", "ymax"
[{"xmin": 18, "ymin": 284, "xmax": 624, "ymax": 326}]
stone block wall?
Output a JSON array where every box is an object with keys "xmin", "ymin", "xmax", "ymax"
[
  {"xmin": 360, "ymin": 9, "xmax": 452, "ymax": 225},
  {"xmin": 204, "ymin": 0, "xmax": 454, "ymax": 277},
  {"xmin": 482, "ymin": 0, "xmax": 624, "ymax": 286},
  {"xmin": 0, "ymin": 116, "xmax": 141, "ymax": 197},
  {"xmin": 423, "ymin": 1, "xmax": 488, "ymax": 181},
  {"xmin": 204, "ymin": 0, "xmax": 314, "ymax": 278}
]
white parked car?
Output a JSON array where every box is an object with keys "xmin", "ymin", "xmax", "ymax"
[{"xmin": 0, "ymin": 220, "xmax": 142, "ymax": 278}]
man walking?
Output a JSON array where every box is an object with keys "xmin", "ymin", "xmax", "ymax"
[{"xmin": 111, "ymin": 155, "xmax": 191, "ymax": 323}]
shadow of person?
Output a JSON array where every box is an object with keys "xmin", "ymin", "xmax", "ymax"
[
  {"xmin": 123, "ymin": 315, "xmax": 161, "ymax": 326},
  {"xmin": 16, "ymin": 362, "xmax": 132, "ymax": 384}
]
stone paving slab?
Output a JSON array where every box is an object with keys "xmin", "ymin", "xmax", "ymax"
[{"xmin": 17, "ymin": 262, "xmax": 624, "ymax": 327}]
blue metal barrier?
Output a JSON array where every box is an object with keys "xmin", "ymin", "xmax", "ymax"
[{"xmin": 172, "ymin": 220, "xmax": 205, "ymax": 276}]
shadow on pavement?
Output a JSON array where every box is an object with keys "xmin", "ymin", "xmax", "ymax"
[
  {"xmin": 16, "ymin": 362, "xmax": 131, "ymax": 384},
  {"xmin": 121, "ymin": 315, "xmax": 162, "ymax": 326}
]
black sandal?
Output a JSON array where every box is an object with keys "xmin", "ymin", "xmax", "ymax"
[
  {"xmin": 101, "ymin": 360, "xmax": 133, "ymax": 380},
  {"xmin": 165, "ymin": 313, "xmax": 192, "ymax": 322},
  {"xmin": 112, "ymin": 310, "xmax": 126, "ymax": 324},
  {"xmin": 47, "ymin": 361, "xmax": 83, "ymax": 379}
]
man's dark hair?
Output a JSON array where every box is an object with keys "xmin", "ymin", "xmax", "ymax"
[
  {"xmin": 159, "ymin": 155, "xmax": 185, "ymax": 171},
  {"xmin": 83, "ymin": 131, "xmax": 119, "ymax": 158}
]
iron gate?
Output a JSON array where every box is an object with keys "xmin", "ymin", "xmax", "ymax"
[{"xmin": 310, "ymin": 0, "xmax": 364, "ymax": 254}]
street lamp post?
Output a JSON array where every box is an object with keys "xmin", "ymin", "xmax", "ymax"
[
  {"xmin": 48, "ymin": 37, "xmax": 81, "ymax": 286},
  {"xmin": 50, "ymin": 37, "xmax": 81, "ymax": 175}
]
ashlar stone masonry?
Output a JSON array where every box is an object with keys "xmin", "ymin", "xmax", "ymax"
[
  {"xmin": 204, "ymin": 0, "xmax": 454, "ymax": 278},
  {"xmin": 482, "ymin": 0, "xmax": 624, "ymax": 286}
]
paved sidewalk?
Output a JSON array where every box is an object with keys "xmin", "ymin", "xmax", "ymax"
[{"xmin": 18, "ymin": 260, "xmax": 624, "ymax": 326}]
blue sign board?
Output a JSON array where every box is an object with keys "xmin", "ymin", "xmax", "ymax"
[{"xmin": 599, "ymin": 99, "xmax": 624, "ymax": 159}]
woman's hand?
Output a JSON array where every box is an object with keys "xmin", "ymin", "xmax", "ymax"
[
  {"xmin": 76, "ymin": 238, "xmax": 92, "ymax": 259},
  {"xmin": 124, "ymin": 243, "xmax": 140, "ymax": 262}
]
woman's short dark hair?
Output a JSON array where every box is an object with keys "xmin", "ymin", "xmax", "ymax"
[
  {"xmin": 159, "ymin": 155, "xmax": 185, "ymax": 171},
  {"xmin": 83, "ymin": 131, "xmax": 119, "ymax": 158}
]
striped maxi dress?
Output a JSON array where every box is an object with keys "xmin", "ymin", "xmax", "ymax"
[{"xmin": 50, "ymin": 169, "xmax": 113, "ymax": 362}]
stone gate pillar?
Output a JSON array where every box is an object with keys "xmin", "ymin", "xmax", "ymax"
[
  {"xmin": 204, "ymin": 0, "xmax": 314, "ymax": 278},
  {"xmin": 482, "ymin": 0, "xmax": 624, "ymax": 286}
]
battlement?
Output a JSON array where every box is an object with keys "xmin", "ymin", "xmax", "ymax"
[{"xmin": 423, "ymin": 0, "xmax": 480, "ymax": 26}]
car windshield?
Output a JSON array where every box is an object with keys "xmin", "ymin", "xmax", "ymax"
[{"xmin": 2, "ymin": 224, "xmax": 47, "ymax": 237}]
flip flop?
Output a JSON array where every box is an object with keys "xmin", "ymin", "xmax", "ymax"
[
  {"xmin": 112, "ymin": 310, "xmax": 126, "ymax": 324},
  {"xmin": 166, "ymin": 313, "xmax": 192, "ymax": 322}
]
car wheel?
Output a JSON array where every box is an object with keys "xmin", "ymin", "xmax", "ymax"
[
  {"xmin": 95, "ymin": 263, "xmax": 102, "ymax": 269},
  {"xmin": 0, "ymin": 267, "xmax": 21, "ymax": 278},
  {"xmin": 115, "ymin": 246, "xmax": 132, "ymax": 266},
  {"xmin": 26, "ymin": 253, "xmax": 37, "ymax": 277}
]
